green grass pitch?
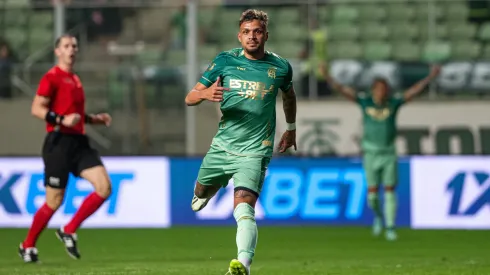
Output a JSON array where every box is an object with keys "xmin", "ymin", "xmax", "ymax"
[{"xmin": 0, "ymin": 227, "xmax": 489, "ymax": 275}]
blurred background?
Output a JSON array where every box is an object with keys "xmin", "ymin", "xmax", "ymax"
[
  {"xmin": 0, "ymin": 2, "xmax": 489, "ymax": 272},
  {"xmin": 2, "ymin": 0, "xmax": 490, "ymax": 157}
]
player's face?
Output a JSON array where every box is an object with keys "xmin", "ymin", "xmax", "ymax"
[
  {"xmin": 55, "ymin": 37, "xmax": 78, "ymax": 66},
  {"xmin": 372, "ymin": 81, "xmax": 389, "ymax": 100},
  {"xmin": 238, "ymin": 20, "xmax": 268, "ymax": 54}
]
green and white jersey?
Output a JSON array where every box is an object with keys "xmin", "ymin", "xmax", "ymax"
[
  {"xmin": 356, "ymin": 92, "xmax": 405, "ymax": 154},
  {"xmin": 199, "ymin": 48, "xmax": 293, "ymax": 157}
]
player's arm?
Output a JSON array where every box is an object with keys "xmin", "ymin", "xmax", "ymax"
[
  {"xmin": 185, "ymin": 79, "xmax": 228, "ymax": 106},
  {"xmin": 403, "ymin": 65, "xmax": 441, "ymax": 103},
  {"xmin": 282, "ymin": 86, "xmax": 296, "ymax": 125},
  {"xmin": 185, "ymin": 55, "xmax": 229, "ymax": 106},
  {"xmin": 319, "ymin": 63, "xmax": 357, "ymax": 102}
]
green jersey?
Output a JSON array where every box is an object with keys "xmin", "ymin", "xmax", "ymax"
[
  {"xmin": 199, "ymin": 48, "xmax": 293, "ymax": 157},
  {"xmin": 356, "ymin": 92, "xmax": 405, "ymax": 154}
]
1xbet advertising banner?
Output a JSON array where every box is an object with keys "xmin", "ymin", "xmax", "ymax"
[
  {"xmin": 411, "ymin": 157, "xmax": 490, "ymax": 229},
  {"xmin": 0, "ymin": 157, "xmax": 171, "ymax": 228},
  {"xmin": 170, "ymin": 157, "xmax": 411, "ymax": 226}
]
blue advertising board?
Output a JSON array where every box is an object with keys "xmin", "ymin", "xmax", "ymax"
[{"xmin": 170, "ymin": 157, "xmax": 411, "ymax": 226}]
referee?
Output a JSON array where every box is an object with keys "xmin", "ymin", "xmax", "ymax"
[{"xmin": 19, "ymin": 34, "xmax": 113, "ymax": 263}]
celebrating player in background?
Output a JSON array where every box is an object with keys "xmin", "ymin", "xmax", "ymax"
[
  {"xmin": 19, "ymin": 35, "xmax": 112, "ymax": 263},
  {"xmin": 185, "ymin": 9, "xmax": 296, "ymax": 275},
  {"xmin": 320, "ymin": 64, "xmax": 440, "ymax": 241}
]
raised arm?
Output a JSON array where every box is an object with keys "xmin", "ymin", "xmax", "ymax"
[
  {"xmin": 403, "ymin": 65, "xmax": 441, "ymax": 102},
  {"xmin": 185, "ymin": 77, "xmax": 229, "ymax": 106},
  {"xmin": 319, "ymin": 63, "xmax": 357, "ymax": 102}
]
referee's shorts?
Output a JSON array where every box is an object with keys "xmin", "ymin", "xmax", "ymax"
[{"xmin": 42, "ymin": 132, "xmax": 103, "ymax": 189}]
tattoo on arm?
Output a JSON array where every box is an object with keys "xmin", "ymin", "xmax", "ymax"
[{"xmin": 282, "ymin": 88, "xmax": 297, "ymax": 124}]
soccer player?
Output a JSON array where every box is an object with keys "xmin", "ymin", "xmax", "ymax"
[
  {"xmin": 320, "ymin": 64, "xmax": 440, "ymax": 241},
  {"xmin": 18, "ymin": 34, "xmax": 113, "ymax": 263},
  {"xmin": 185, "ymin": 9, "xmax": 297, "ymax": 275}
]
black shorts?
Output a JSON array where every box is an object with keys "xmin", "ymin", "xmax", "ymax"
[{"xmin": 42, "ymin": 132, "xmax": 103, "ymax": 189}]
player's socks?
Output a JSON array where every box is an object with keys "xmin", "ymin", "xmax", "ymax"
[
  {"xmin": 384, "ymin": 190, "xmax": 397, "ymax": 230},
  {"xmin": 385, "ymin": 228, "xmax": 398, "ymax": 241},
  {"xmin": 367, "ymin": 189, "xmax": 383, "ymax": 235},
  {"xmin": 22, "ymin": 203, "xmax": 55, "ymax": 248},
  {"xmin": 234, "ymin": 203, "xmax": 257, "ymax": 273},
  {"xmin": 64, "ymin": 192, "xmax": 106, "ymax": 234}
]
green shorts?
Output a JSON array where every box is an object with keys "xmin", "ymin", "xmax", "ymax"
[
  {"xmin": 197, "ymin": 145, "xmax": 271, "ymax": 196},
  {"xmin": 362, "ymin": 152, "xmax": 398, "ymax": 187}
]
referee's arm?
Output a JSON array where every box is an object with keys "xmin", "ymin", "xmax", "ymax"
[{"xmin": 31, "ymin": 95, "xmax": 51, "ymax": 121}]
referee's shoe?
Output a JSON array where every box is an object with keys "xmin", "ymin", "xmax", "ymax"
[
  {"xmin": 55, "ymin": 228, "xmax": 81, "ymax": 259},
  {"xmin": 18, "ymin": 244, "xmax": 39, "ymax": 263}
]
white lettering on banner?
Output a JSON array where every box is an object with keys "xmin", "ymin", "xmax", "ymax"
[
  {"xmin": 470, "ymin": 63, "xmax": 490, "ymax": 89},
  {"xmin": 411, "ymin": 157, "xmax": 490, "ymax": 229},
  {"xmin": 358, "ymin": 62, "xmax": 399, "ymax": 89},
  {"xmin": 330, "ymin": 60, "xmax": 363, "ymax": 86},
  {"xmin": 438, "ymin": 62, "xmax": 472, "ymax": 90},
  {"xmin": 275, "ymin": 101, "xmax": 490, "ymax": 156},
  {"xmin": 0, "ymin": 157, "xmax": 170, "ymax": 228},
  {"xmin": 196, "ymin": 182, "xmax": 265, "ymax": 220}
]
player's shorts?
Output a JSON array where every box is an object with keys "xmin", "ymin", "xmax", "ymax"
[
  {"xmin": 362, "ymin": 152, "xmax": 397, "ymax": 187},
  {"xmin": 42, "ymin": 132, "xmax": 103, "ymax": 189},
  {"xmin": 197, "ymin": 145, "xmax": 271, "ymax": 197}
]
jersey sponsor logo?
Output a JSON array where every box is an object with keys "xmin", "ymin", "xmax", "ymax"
[
  {"xmin": 230, "ymin": 79, "xmax": 274, "ymax": 100},
  {"xmin": 267, "ymin": 67, "xmax": 277, "ymax": 79},
  {"xmin": 236, "ymin": 66, "xmax": 246, "ymax": 71},
  {"xmin": 411, "ymin": 157, "xmax": 490, "ymax": 229},
  {"xmin": 365, "ymin": 107, "xmax": 391, "ymax": 121},
  {"xmin": 0, "ymin": 157, "xmax": 171, "ymax": 228}
]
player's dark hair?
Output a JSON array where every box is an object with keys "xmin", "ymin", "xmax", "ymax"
[
  {"xmin": 54, "ymin": 34, "xmax": 75, "ymax": 48},
  {"xmin": 372, "ymin": 77, "xmax": 390, "ymax": 89},
  {"xmin": 239, "ymin": 9, "xmax": 268, "ymax": 29}
]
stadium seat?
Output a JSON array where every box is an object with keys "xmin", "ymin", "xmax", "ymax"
[
  {"xmin": 389, "ymin": 24, "xmax": 419, "ymax": 41},
  {"xmin": 445, "ymin": 3, "xmax": 470, "ymax": 22},
  {"xmin": 199, "ymin": 45, "xmax": 219, "ymax": 62},
  {"xmin": 29, "ymin": 12, "xmax": 53, "ymax": 29},
  {"xmin": 415, "ymin": 3, "xmax": 444, "ymax": 21},
  {"xmin": 480, "ymin": 44, "xmax": 490, "ymax": 59},
  {"xmin": 29, "ymin": 29, "xmax": 53, "ymax": 53},
  {"xmin": 447, "ymin": 23, "xmax": 477, "ymax": 40},
  {"xmin": 4, "ymin": 0, "xmax": 29, "ymax": 7},
  {"xmin": 422, "ymin": 41, "xmax": 451, "ymax": 62},
  {"xmin": 331, "ymin": 5, "xmax": 359, "ymax": 23},
  {"xmin": 165, "ymin": 50, "xmax": 186, "ymax": 66},
  {"xmin": 276, "ymin": 42, "xmax": 303, "ymax": 59},
  {"xmin": 392, "ymin": 42, "xmax": 421, "ymax": 61},
  {"xmin": 477, "ymin": 23, "xmax": 490, "ymax": 41},
  {"xmin": 360, "ymin": 23, "xmax": 389, "ymax": 41},
  {"xmin": 418, "ymin": 24, "xmax": 449, "ymax": 40},
  {"xmin": 275, "ymin": 24, "xmax": 306, "ymax": 41},
  {"xmin": 358, "ymin": 5, "xmax": 387, "ymax": 22},
  {"xmin": 330, "ymin": 42, "xmax": 362, "ymax": 59},
  {"xmin": 4, "ymin": 9, "xmax": 28, "ymax": 27},
  {"xmin": 136, "ymin": 47, "xmax": 163, "ymax": 65},
  {"xmin": 277, "ymin": 8, "xmax": 301, "ymax": 23},
  {"xmin": 451, "ymin": 41, "xmax": 481, "ymax": 60},
  {"xmin": 387, "ymin": 4, "xmax": 415, "ymax": 22},
  {"xmin": 363, "ymin": 41, "xmax": 392, "ymax": 61},
  {"xmin": 328, "ymin": 24, "xmax": 359, "ymax": 41}
]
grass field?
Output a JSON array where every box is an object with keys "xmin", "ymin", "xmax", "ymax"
[{"xmin": 0, "ymin": 227, "xmax": 489, "ymax": 275}]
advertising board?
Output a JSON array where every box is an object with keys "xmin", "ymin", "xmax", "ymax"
[
  {"xmin": 276, "ymin": 101, "xmax": 490, "ymax": 156},
  {"xmin": 170, "ymin": 157, "xmax": 411, "ymax": 226},
  {"xmin": 411, "ymin": 156, "xmax": 490, "ymax": 229},
  {"xmin": 0, "ymin": 157, "xmax": 171, "ymax": 228}
]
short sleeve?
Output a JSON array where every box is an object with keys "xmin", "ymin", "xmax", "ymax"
[
  {"xmin": 36, "ymin": 74, "xmax": 55, "ymax": 97},
  {"xmin": 355, "ymin": 91, "xmax": 369, "ymax": 106},
  {"xmin": 199, "ymin": 53, "xmax": 227, "ymax": 88},
  {"xmin": 280, "ymin": 61, "xmax": 293, "ymax": 92}
]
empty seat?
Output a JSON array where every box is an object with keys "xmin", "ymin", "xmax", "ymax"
[
  {"xmin": 364, "ymin": 41, "xmax": 392, "ymax": 61},
  {"xmin": 392, "ymin": 42, "xmax": 421, "ymax": 61},
  {"xmin": 422, "ymin": 41, "xmax": 451, "ymax": 62},
  {"xmin": 451, "ymin": 41, "xmax": 481, "ymax": 60}
]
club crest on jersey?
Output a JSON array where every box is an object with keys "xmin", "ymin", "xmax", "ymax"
[
  {"xmin": 207, "ymin": 63, "xmax": 216, "ymax": 71},
  {"xmin": 267, "ymin": 67, "xmax": 277, "ymax": 79}
]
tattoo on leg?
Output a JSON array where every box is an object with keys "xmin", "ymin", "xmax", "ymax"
[{"xmin": 234, "ymin": 190, "xmax": 255, "ymax": 200}]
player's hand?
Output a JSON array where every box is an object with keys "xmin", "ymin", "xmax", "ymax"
[
  {"xmin": 62, "ymin": 113, "xmax": 81, "ymax": 127},
  {"xmin": 429, "ymin": 65, "xmax": 441, "ymax": 79},
  {"xmin": 94, "ymin": 113, "xmax": 112, "ymax": 126},
  {"xmin": 201, "ymin": 76, "xmax": 230, "ymax": 102},
  {"xmin": 277, "ymin": 130, "xmax": 297, "ymax": 153}
]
